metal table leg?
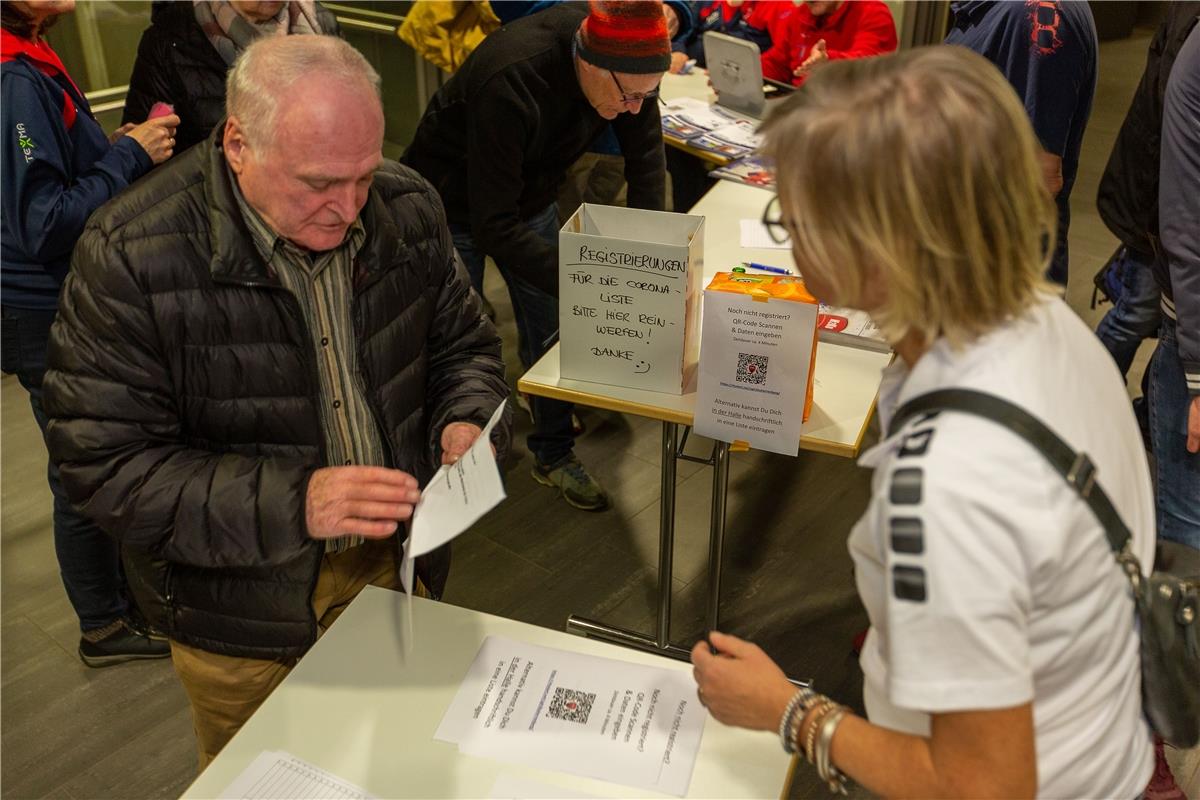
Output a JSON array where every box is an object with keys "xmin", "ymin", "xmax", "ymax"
[
  {"xmin": 706, "ymin": 441, "xmax": 730, "ymax": 633},
  {"xmin": 566, "ymin": 421, "xmax": 691, "ymax": 661}
]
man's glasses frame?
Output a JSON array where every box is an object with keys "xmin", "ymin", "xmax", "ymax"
[{"xmin": 610, "ymin": 71, "xmax": 661, "ymax": 104}]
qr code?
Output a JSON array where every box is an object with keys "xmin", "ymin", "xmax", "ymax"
[
  {"xmin": 548, "ymin": 687, "xmax": 596, "ymax": 724},
  {"xmin": 736, "ymin": 353, "xmax": 768, "ymax": 385}
]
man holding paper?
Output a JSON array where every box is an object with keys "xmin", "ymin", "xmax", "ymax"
[
  {"xmin": 402, "ymin": 0, "xmax": 671, "ymax": 512},
  {"xmin": 42, "ymin": 35, "xmax": 510, "ymax": 768}
]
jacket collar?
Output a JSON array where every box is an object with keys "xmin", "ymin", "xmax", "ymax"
[
  {"xmin": 0, "ymin": 28, "xmax": 83, "ymax": 96},
  {"xmin": 949, "ymin": 1, "xmax": 994, "ymax": 28},
  {"xmin": 202, "ymin": 122, "xmax": 403, "ymax": 290}
]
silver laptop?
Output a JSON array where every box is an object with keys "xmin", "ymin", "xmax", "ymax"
[{"xmin": 703, "ymin": 31, "xmax": 794, "ymax": 120}]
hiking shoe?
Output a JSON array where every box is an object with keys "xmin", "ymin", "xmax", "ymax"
[
  {"xmin": 78, "ymin": 618, "xmax": 171, "ymax": 668},
  {"xmin": 533, "ymin": 454, "xmax": 609, "ymax": 511},
  {"xmin": 1143, "ymin": 738, "xmax": 1185, "ymax": 800}
]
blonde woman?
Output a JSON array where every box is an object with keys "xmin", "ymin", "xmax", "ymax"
[{"xmin": 691, "ymin": 46, "xmax": 1155, "ymax": 797}]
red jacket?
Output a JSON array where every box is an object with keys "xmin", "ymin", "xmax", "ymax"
[{"xmin": 761, "ymin": 0, "xmax": 897, "ymax": 86}]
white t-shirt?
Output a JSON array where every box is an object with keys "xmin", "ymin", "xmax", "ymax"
[{"xmin": 848, "ymin": 296, "xmax": 1154, "ymax": 799}]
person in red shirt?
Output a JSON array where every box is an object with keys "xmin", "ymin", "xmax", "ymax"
[{"xmin": 761, "ymin": 0, "xmax": 897, "ymax": 86}]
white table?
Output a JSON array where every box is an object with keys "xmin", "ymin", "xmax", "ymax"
[
  {"xmin": 520, "ymin": 180, "xmax": 891, "ymax": 660},
  {"xmin": 181, "ymin": 587, "xmax": 792, "ymax": 800}
]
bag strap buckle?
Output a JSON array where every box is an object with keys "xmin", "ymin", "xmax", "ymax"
[{"xmin": 1066, "ymin": 453, "xmax": 1097, "ymax": 498}]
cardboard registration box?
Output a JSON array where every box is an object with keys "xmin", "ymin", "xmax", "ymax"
[
  {"xmin": 694, "ymin": 272, "xmax": 820, "ymax": 456},
  {"xmin": 559, "ymin": 204, "xmax": 704, "ymax": 394}
]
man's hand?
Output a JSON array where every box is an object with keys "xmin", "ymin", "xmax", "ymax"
[
  {"xmin": 690, "ymin": 631, "xmax": 796, "ymax": 731},
  {"xmin": 670, "ymin": 51, "xmax": 690, "ymax": 74},
  {"xmin": 1038, "ymin": 150, "xmax": 1064, "ymax": 197},
  {"xmin": 305, "ymin": 465, "xmax": 419, "ymax": 540},
  {"xmin": 441, "ymin": 421, "xmax": 486, "ymax": 465},
  {"xmin": 663, "ymin": 4, "xmax": 680, "ymax": 38},
  {"xmin": 1188, "ymin": 395, "xmax": 1200, "ymax": 454},
  {"xmin": 794, "ymin": 39, "xmax": 828, "ymax": 77},
  {"xmin": 108, "ymin": 122, "xmax": 137, "ymax": 144}
]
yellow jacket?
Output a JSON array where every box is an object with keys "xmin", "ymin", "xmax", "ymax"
[{"xmin": 398, "ymin": 1, "xmax": 501, "ymax": 73}]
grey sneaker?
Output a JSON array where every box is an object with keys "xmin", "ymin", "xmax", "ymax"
[{"xmin": 533, "ymin": 454, "xmax": 610, "ymax": 511}]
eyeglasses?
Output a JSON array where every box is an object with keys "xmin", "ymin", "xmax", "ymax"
[
  {"xmin": 610, "ymin": 71, "xmax": 661, "ymax": 104},
  {"xmin": 761, "ymin": 195, "xmax": 791, "ymax": 245}
]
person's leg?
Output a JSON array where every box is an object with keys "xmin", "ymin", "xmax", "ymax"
[
  {"xmin": 1147, "ymin": 316, "xmax": 1200, "ymax": 549},
  {"xmin": 448, "ymin": 223, "xmax": 487, "ymax": 297},
  {"xmin": 495, "ymin": 205, "xmax": 609, "ymax": 510},
  {"xmin": 2, "ymin": 307, "xmax": 162, "ymax": 657},
  {"xmin": 169, "ymin": 641, "xmax": 291, "ymax": 770},
  {"xmin": 313, "ymin": 538, "xmax": 404, "ymax": 632},
  {"xmin": 1095, "ymin": 247, "xmax": 1163, "ymax": 378}
]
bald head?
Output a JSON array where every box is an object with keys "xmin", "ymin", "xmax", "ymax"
[{"xmin": 225, "ymin": 34, "xmax": 382, "ymax": 153}]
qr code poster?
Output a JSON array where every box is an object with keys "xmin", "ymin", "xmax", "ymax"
[
  {"xmin": 547, "ymin": 687, "xmax": 596, "ymax": 725},
  {"xmin": 735, "ymin": 353, "xmax": 768, "ymax": 385},
  {"xmin": 694, "ymin": 283, "xmax": 818, "ymax": 456}
]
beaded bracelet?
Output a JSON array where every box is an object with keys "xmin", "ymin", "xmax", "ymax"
[
  {"xmin": 802, "ymin": 700, "xmax": 838, "ymax": 764},
  {"xmin": 777, "ymin": 686, "xmax": 818, "ymax": 754}
]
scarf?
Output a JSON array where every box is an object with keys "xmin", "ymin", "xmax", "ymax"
[
  {"xmin": 192, "ymin": 1, "xmax": 326, "ymax": 66},
  {"xmin": 0, "ymin": 27, "xmax": 84, "ymax": 128}
]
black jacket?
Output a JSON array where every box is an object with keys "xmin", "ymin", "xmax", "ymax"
[
  {"xmin": 42, "ymin": 130, "xmax": 510, "ymax": 660},
  {"xmin": 400, "ymin": 4, "xmax": 667, "ymax": 297},
  {"xmin": 122, "ymin": 1, "xmax": 339, "ymax": 154},
  {"xmin": 1095, "ymin": 2, "xmax": 1200, "ymax": 259}
]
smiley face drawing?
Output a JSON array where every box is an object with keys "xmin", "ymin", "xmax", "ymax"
[{"xmin": 634, "ymin": 360, "xmax": 651, "ymax": 374}]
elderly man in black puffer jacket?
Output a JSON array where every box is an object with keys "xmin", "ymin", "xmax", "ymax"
[{"xmin": 44, "ymin": 35, "xmax": 510, "ymax": 768}]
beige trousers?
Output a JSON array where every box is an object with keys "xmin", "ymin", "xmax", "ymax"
[{"xmin": 169, "ymin": 538, "xmax": 418, "ymax": 771}]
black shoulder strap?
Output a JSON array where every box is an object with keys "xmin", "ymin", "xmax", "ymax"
[{"xmin": 890, "ymin": 389, "xmax": 1131, "ymax": 554}]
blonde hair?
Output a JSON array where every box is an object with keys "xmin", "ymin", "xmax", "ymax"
[
  {"xmin": 760, "ymin": 45, "xmax": 1056, "ymax": 347},
  {"xmin": 226, "ymin": 35, "xmax": 381, "ymax": 153}
]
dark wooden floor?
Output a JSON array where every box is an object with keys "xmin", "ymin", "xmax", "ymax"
[{"xmin": 3, "ymin": 28, "xmax": 1197, "ymax": 800}]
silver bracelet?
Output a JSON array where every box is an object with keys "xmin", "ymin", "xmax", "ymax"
[
  {"xmin": 777, "ymin": 687, "xmax": 816, "ymax": 753},
  {"xmin": 815, "ymin": 707, "xmax": 849, "ymax": 795}
]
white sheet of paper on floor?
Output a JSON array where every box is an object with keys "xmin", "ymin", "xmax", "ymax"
[
  {"xmin": 218, "ymin": 750, "xmax": 375, "ymax": 800},
  {"xmin": 401, "ymin": 400, "xmax": 507, "ymax": 595},
  {"xmin": 436, "ymin": 636, "xmax": 707, "ymax": 797}
]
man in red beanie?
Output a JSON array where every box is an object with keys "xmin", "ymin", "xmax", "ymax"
[{"xmin": 403, "ymin": 1, "xmax": 670, "ymax": 512}]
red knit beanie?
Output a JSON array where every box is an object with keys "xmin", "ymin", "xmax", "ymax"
[{"xmin": 577, "ymin": 0, "xmax": 671, "ymax": 75}]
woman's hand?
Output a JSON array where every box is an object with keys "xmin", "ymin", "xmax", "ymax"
[
  {"xmin": 126, "ymin": 114, "xmax": 180, "ymax": 165},
  {"xmin": 690, "ymin": 630, "xmax": 796, "ymax": 731}
]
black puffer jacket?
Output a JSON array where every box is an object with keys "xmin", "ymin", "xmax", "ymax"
[
  {"xmin": 121, "ymin": 1, "xmax": 339, "ymax": 154},
  {"xmin": 42, "ymin": 130, "xmax": 510, "ymax": 661}
]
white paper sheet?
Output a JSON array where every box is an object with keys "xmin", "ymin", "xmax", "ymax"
[
  {"xmin": 219, "ymin": 751, "xmax": 375, "ymax": 799},
  {"xmin": 401, "ymin": 401, "xmax": 507, "ymax": 595},
  {"xmin": 738, "ymin": 219, "xmax": 791, "ymax": 249},
  {"xmin": 488, "ymin": 774, "xmax": 602, "ymax": 799},
  {"xmin": 661, "ymin": 97, "xmax": 737, "ymax": 132},
  {"xmin": 436, "ymin": 636, "xmax": 707, "ymax": 797}
]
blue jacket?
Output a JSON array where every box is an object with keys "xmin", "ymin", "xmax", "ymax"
[{"xmin": 1, "ymin": 34, "xmax": 152, "ymax": 310}]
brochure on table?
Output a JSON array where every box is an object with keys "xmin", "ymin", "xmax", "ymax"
[
  {"xmin": 660, "ymin": 97, "xmax": 762, "ymax": 160},
  {"xmin": 559, "ymin": 204, "xmax": 704, "ymax": 395},
  {"xmin": 694, "ymin": 273, "xmax": 819, "ymax": 456},
  {"xmin": 436, "ymin": 636, "xmax": 707, "ymax": 797}
]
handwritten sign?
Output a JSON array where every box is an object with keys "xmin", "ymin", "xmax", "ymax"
[{"xmin": 559, "ymin": 204, "xmax": 704, "ymax": 394}]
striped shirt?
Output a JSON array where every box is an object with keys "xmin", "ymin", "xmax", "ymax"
[{"xmin": 231, "ymin": 173, "xmax": 388, "ymax": 551}]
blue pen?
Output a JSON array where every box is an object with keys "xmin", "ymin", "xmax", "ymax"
[{"xmin": 742, "ymin": 261, "xmax": 793, "ymax": 275}]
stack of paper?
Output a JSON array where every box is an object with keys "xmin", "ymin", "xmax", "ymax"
[
  {"xmin": 661, "ymin": 97, "xmax": 762, "ymax": 160},
  {"xmin": 219, "ymin": 751, "xmax": 375, "ymax": 799},
  {"xmin": 436, "ymin": 636, "xmax": 707, "ymax": 797}
]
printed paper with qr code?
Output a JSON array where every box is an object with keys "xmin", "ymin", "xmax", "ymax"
[
  {"xmin": 434, "ymin": 636, "xmax": 706, "ymax": 796},
  {"xmin": 694, "ymin": 280, "xmax": 819, "ymax": 455}
]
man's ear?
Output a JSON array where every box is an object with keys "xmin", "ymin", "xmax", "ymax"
[{"xmin": 223, "ymin": 116, "xmax": 249, "ymax": 174}]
